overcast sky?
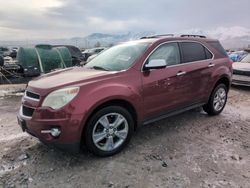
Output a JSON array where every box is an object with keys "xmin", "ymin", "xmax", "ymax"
[{"xmin": 0, "ymin": 0, "xmax": 250, "ymax": 40}]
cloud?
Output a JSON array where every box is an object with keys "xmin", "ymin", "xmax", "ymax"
[
  {"xmin": 0, "ymin": 0, "xmax": 250, "ymax": 40},
  {"xmin": 0, "ymin": 0, "xmax": 67, "ymax": 38}
]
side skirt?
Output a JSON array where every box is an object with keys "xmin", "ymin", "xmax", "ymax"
[{"xmin": 142, "ymin": 102, "xmax": 206, "ymax": 125}]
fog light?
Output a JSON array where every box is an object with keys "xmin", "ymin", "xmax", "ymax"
[
  {"xmin": 41, "ymin": 128, "xmax": 61, "ymax": 137},
  {"xmin": 51, "ymin": 128, "xmax": 61, "ymax": 137}
]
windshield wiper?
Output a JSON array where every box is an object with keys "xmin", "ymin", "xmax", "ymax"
[{"xmin": 92, "ymin": 66, "xmax": 109, "ymax": 71}]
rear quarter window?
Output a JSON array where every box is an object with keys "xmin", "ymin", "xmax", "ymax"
[
  {"xmin": 180, "ymin": 42, "xmax": 212, "ymax": 63},
  {"xmin": 208, "ymin": 41, "xmax": 228, "ymax": 57}
]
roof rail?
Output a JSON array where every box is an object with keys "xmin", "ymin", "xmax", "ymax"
[
  {"xmin": 180, "ymin": 34, "xmax": 206, "ymax": 38},
  {"xmin": 140, "ymin": 34, "xmax": 174, "ymax": 39}
]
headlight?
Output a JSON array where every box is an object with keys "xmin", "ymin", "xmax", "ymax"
[{"xmin": 42, "ymin": 87, "xmax": 79, "ymax": 110}]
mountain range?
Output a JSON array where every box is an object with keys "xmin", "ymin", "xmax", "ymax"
[{"xmin": 1, "ymin": 27, "xmax": 250, "ymax": 49}]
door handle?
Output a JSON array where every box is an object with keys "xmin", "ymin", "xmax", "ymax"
[
  {"xmin": 176, "ymin": 71, "xmax": 186, "ymax": 76},
  {"xmin": 208, "ymin": 63, "xmax": 215, "ymax": 68}
]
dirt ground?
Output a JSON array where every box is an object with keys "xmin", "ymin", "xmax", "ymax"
[{"xmin": 0, "ymin": 86, "xmax": 250, "ymax": 188}]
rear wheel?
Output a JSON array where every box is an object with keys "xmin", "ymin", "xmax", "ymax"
[
  {"xmin": 203, "ymin": 84, "xmax": 228, "ymax": 115},
  {"xmin": 84, "ymin": 106, "xmax": 134, "ymax": 157}
]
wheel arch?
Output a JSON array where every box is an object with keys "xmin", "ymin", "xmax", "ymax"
[
  {"xmin": 206, "ymin": 75, "xmax": 230, "ymax": 103},
  {"xmin": 203, "ymin": 75, "xmax": 230, "ymax": 115},
  {"xmin": 80, "ymin": 98, "xmax": 138, "ymax": 146},
  {"xmin": 213, "ymin": 75, "xmax": 231, "ymax": 91}
]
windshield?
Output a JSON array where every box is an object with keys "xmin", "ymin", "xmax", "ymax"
[
  {"xmin": 85, "ymin": 42, "xmax": 149, "ymax": 71},
  {"xmin": 241, "ymin": 54, "xmax": 250, "ymax": 63}
]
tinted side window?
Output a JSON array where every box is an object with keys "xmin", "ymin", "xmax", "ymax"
[
  {"xmin": 147, "ymin": 43, "xmax": 180, "ymax": 66},
  {"xmin": 208, "ymin": 41, "xmax": 228, "ymax": 57},
  {"xmin": 180, "ymin": 42, "xmax": 208, "ymax": 63}
]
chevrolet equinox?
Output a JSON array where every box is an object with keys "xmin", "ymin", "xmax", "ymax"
[{"xmin": 17, "ymin": 34, "xmax": 232, "ymax": 156}]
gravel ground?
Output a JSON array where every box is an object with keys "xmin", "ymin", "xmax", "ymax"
[{"xmin": 0, "ymin": 86, "xmax": 249, "ymax": 188}]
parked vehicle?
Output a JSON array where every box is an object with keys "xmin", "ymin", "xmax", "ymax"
[
  {"xmin": 53, "ymin": 45, "xmax": 84, "ymax": 66},
  {"xmin": 241, "ymin": 54, "xmax": 250, "ymax": 63},
  {"xmin": 86, "ymin": 49, "xmax": 106, "ymax": 63},
  {"xmin": 17, "ymin": 35, "xmax": 232, "ymax": 156},
  {"xmin": 229, "ymin": 51, "xmax": 248, "ymax": 62},
  {"xmin": 0, "ymin": 47, "xmax": 10, "ymax": 56},
  {"xmin": 82, "ymin": 47, "xmax": 105, "ymax": 61},
  {"xmin": 86, "ymin": 54, "xmax": 98, "ymax": 63},
  {"xmin": 232, "ymin": 53, "xmax": 250, "ymax": 86},
  {"xmin": 17, "ymin": 44, "xmax": 72, "ymax": 77}
]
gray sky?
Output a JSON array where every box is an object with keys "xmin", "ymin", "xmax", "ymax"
[{"xmin": 0, "ymin": 0, "xmax": 249, "ymax": 40}]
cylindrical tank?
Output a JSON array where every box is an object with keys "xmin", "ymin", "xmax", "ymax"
[{"xmin": 17, "ymin": 44, "xmax": 72, "ymax": 77}]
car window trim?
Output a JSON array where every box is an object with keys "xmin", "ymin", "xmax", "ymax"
[{"xmin": 141, "ymin": 40, "xmax": 214, "ymax": 72}]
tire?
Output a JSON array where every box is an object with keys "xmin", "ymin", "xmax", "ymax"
[
  {"xmin": 84, "ymin": 106, "xmax": 134, "ymax": 157},
  {"xmin": 203, "ymin": 83, "xmax": 228, "ymax": 115}
]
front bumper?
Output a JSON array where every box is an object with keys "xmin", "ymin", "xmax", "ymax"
[
  {"xmin": 17, "ymin": 106, "xmax": 83, "ymax": 153},
  {"xmin": 232, "ymin": 74, "xmax": 250, "ymax": 87}
]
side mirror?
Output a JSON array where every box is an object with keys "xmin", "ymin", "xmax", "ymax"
[{"xmin": 144, "ymin": 59, "xmax": 167, "ymax": 71}]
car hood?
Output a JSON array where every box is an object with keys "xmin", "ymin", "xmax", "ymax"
[
  {"xmin": 233, "ymin": 62, "xmax": 250, "ymax": 71},
  {"xmin": 28, "ymin": 67, "xmax": 115, "ymax": 90}
]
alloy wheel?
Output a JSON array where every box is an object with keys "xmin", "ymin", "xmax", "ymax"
[
  {"xmin": 213, "ymin": 87, "xmax": 227, "ymax": 111},
  {"xmin": 92, "ymin": 113, "xmax": 129, "ymax": 152}
]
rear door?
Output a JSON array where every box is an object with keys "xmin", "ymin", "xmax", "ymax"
[{"xmin": 178, "ymin": 41, "xmax": 214, "ymax": 104}]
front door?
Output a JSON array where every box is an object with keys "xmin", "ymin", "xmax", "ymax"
[{"xmin": 142, "ymin": 42, "xmax": 188, "ymax": 119}]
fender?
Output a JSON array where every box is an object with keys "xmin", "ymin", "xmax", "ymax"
[
  {"xmin": 73, "ymin": 82, "xmax": 143, "ymax": 137},
  {"xmin": 207, "ymin": 59, "xmax": 232, "ymax": 100}
]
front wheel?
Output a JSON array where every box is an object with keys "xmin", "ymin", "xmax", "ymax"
[
  {"xmin": 203, "ymin": 84, "xmax": 228, "ymax": 115},
  {"xmin": 84, "ymin": 106, "xmax": 134, "ymax": 157}
]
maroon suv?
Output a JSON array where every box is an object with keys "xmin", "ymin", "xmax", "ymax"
[{"xmin": 17, "ymin": 35, "xmax": 232, "ymax": 156}]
